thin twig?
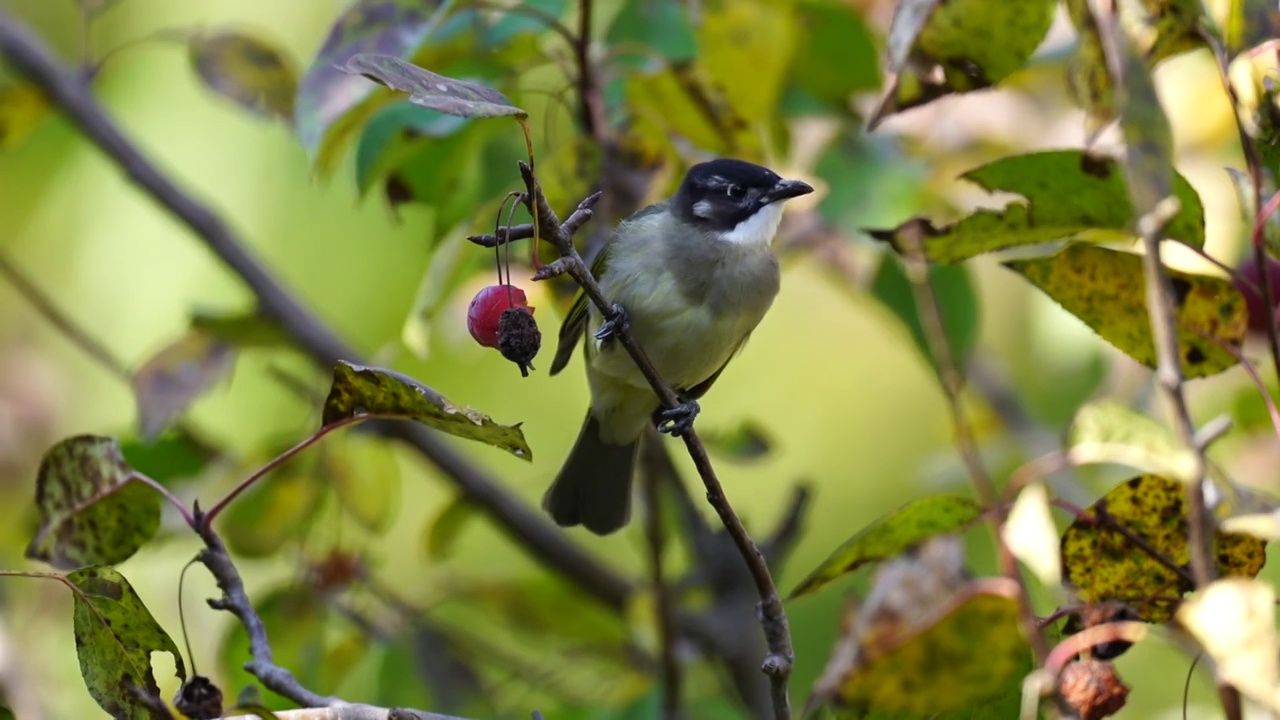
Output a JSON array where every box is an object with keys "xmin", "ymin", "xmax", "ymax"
[
  {"xmin": 0, "ymin": 252, "xmax": 130, "ymax": 379},
  {"xmin": 518, "ymin": 163, "xmax": 794, "ymax": 719},
  {"xmin": 641, "ymin": 437, "xmax": 684, "ymax": 720},
  {"xmin": 895, "ymin": 228, "xmax": 1051, "ymax": 666},
  {"xmin": 0, "ymin": 9, "xmax": 633, "ymax": 613},
  {"xmin": 574, "ymin": 0, "xmax": 606, "ymax": 138},
  {"xmin": 1136, "ymin": 198, "xmax": 1217, "ymax": 587}
]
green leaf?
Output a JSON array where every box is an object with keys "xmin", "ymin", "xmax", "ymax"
[
  {"xmin": 606, "ymin": 0, "xmax": 697, "ymax": 66},
  {"xmin": 188, "ymin": 29, "xmax": 299, "ymax": 121},
  {"xmin": 294, "ymin": 0, "xmax": 445, "ymax": 173},
  {"xmin": 119, "ymin": 433, "xmax": 216, "ymax": 487},
  {"xmin": 784, "ymin": 0, "xmax": 880, "ymax": 112},
  {"xmin": 869, "ymin": 0, "xmax": 1057, "ymax": 127},
  {"xmin": 1061, "ymin": 474, "xmax": 1267, "ymax": 623},
  {"xmin": 1224, "ymin": 0, "xmax": 1280, "ymax": 55},
  {"xmin": 328, "ymin": 433, "xmax": 400, "ymax": 533},
  {"xmin": 0, "ymin": 83, "xmax": 49, "ymax": 151},
  {"xmin": 322, "ymin": 361, "xmax": 532, "ymax": 460},
  {"xmin": 341, "ymin": 54, "xmax": 527, "ymax": 120},
  {"xmin": 869, "ymin": 150, "xmax": 1206, "ymax": 263},
  {"xmin": 870, "ymin": 255, "xmax": 980, "ymax": 371},
  {"xmin": 486, "ymin": 0, "xmax": 570, "ymax": 47},
  {"xmin": 1067, "ymin": 399, "xmax": 1197, "ymax": 480},
  {"xmin": 354, "ymin": 99, "xmax": 470, "ymax": 196},
  {"xmin": 702, "ymin": 419, "xmax": 773, "ymax": 463},
  {"xmin": 132, "ymin": 331, "xmax": 235, "ymax": 441},
  {"xmin": 698, "ymin": 0, "xmax": 797, "ymax": 123},
  {"xmin": 1005, "ymin": 245, "xmax": 1246, "ymax": 378},
  {"xmin": 423, "ymin": 493, "xmax": 477, "ymax": 561},
  {"xmin": 68, "ymin": 566, "xmax": 186, "ymax": 720},
  {"xmin": 223, "ymin": 447, "xmax": 325, "ymax": 558},
  {"xmin": 1065, "ymin": 0, "xmax": 1116, "ymax": 140},
  {"xmin": 26, "ymin": 436, "xmax": 160, "ymax": 570},
  {"xmin": 789, "ymin": 495, "xmax": 983, "ymax": 599}
]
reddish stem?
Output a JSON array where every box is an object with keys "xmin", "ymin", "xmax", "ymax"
[
  {"xmin": 131, "ymin": 472, "xmax": 195, "ymax": 528},
  {"xmin": 200, "ymin": 414, "xmax": 367, "ymax": 527}
]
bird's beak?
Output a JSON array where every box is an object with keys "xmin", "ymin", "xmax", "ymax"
[{"xmin": 763, "ymin": 178, "xmax": 814, "ymax": 204}]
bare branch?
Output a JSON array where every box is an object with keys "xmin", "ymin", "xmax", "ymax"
[
  {"xmin": 640, "ymin": 436, "xmax": 684, "ymax": 719},
  {"xmin": 895, "ymin": 224, "xmax": 1050, "ymax": 666},
  {"xmin": 0, "ymin": 8, "xmax": 632, "ymax": 614}
]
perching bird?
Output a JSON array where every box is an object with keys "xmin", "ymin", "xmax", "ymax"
[{"xmin": 544, "ymin": 159, "xmax": 813, "ymax": 534}]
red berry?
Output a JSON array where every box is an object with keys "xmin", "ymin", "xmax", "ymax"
[
  {"xmin": 1235, "ymin": 255, "xmax": 1280, "ymax": 334},
  {"xmin": 467, "ymin": 284, "xmax": 533, "ymax": 348}
]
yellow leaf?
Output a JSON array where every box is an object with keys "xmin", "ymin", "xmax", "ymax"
[
  {"xmin": 1006, "ymin": 245, "xmax": 1246, "ymax": 378},
  {"xmin": 1002, "ymin": 482, "xmax": 1061, "ymax": 588},
  {"xmin": 1178, "ymin": 578, "xmax": 1280, "ymax": 710}
]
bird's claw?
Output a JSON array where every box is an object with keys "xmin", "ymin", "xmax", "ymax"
[
  {"xmin": 657, "ymin": 399, "xmax": 700, "ymax": 437},
  {"xmin": 594, "ymin": 303, "xmax": 629, "ymax": 342}
]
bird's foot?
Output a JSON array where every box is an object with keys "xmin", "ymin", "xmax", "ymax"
[
  {"xmin": 657, "ymin": 399, "xmax": 700, "ymax": 437},
  {"xmin": 594, "ymin": 303, "xmax": 630, "ymax": 342}
]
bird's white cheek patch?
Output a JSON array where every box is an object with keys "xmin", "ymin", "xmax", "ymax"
[
  {"xmin": 692, "ymin": 200, "xmax": 714, "ymax": 219},
  {"xmin": 722, "ymin": 202, "xmax": 785, "ymax": 246}
]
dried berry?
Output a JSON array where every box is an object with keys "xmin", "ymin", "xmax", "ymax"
[
  {"xmin": 1059, "ymin": 658, "xmax": 1129, "ymax": 720},
  {"xmin": 467, "ymin": 284, "xmax": 533, "ymax": 348},
  {"xmin": 498, "ymin": 306, "xmax": 541, "ymax": 376},
  {"xmin": 174, "ymin": 675, "xmax": 224, "ymax": 720}
]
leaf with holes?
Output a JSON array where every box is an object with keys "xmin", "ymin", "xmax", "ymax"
[
  {"xmin": 789, "ymin": 495, "xmax": 983, "ymax": 599},
  {"xmin": 294, "ymin": 0, "xmax": 444, "ymax": 174},
  {"xmin": 869, "ymin": 0, "xmax": 1057, "ymax": 128},
  {"xmin": 68, "ymin": 566, "xmax": 186, "ymax": 719},
  {"xmin": 322, "ymin": 361, "xmax": 532, "ymax": 460},
  {"xmin": 340, "ymin": 54, "xmax": 527, "ymax": 120},
  {"xmin": 188, "ymin": 29, "xmax": 298, "ymax": 121},
  {"xmin": 26, "ymin": 436, "xmax": 160, "ymax": 569},
  {"xmin": 1061, "ymin": 474, "xmax": 1267, "ymax": 623},
  {"xmin": 868, "ymin": 151, "xmax": 1205, "ymax": 263},
  {"xmin": 133, "ymin": 331, "xmax": 235, "ymax": 441},
  {"xmin": 1005, "ymin": 245, "xmax": 1245, "ymax": 378}
]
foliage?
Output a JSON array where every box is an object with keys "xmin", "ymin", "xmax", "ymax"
[{"xmin": 6, "ymin": 0, "xmax": 1280, "ymax": 719}]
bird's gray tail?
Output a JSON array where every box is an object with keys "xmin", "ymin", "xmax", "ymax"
[{"xmin": 543, "ymin": 412, "xmax": 638, "ymax": 535}]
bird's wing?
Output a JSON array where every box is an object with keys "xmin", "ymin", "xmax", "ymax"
[
  {"xmin": 549, "ymin": 243, "xmax": 610, "ymax": 375},
  {"xmin": 549, "ymin": 202, "xmax": 666, "ymax": 376}
]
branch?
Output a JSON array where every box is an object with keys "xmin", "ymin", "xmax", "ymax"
[
  {"xmin": 640, "ymin": 436, "xmax": 684, "ymax": 720},
  {"xmin": 895, "ymin": 225, "xmax": 1050, "ymax": 666},
  {"xmin": 516, "ymin": 163, "xmax": 794, "ymax": 719},
  {"xmin": 0, "ymin": 9, "xmax": 632, "ymax": 614},
  {"xmin": 1135, "ymin": 198, "xmax": 1216, "ymax": 587},
  {"xmin": 222, "ymin": 709, "xmax": 468, "ymax": 720}
]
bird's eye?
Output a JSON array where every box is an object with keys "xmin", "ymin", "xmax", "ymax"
[{"xmin": 726, "ymin": 184, "xmax": 745, "ymax": 200}]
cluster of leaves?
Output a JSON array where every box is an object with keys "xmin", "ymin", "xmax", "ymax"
[{"xmin": 9, "ymin": 0, "xmax": 1280, "ymax": 718}]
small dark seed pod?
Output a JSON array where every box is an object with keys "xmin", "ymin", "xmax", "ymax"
[
  {"xmin": 174, "ymin": 675, "xmax": 224, "ymax": 720},
  {"xmin": 498, "ymin": 307, "xmax": 541, "ymax": 377}
]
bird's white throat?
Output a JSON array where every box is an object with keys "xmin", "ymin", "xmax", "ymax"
[{"xmin": 720, "ymin": 202, "xmax": 785, "ymax": 247}]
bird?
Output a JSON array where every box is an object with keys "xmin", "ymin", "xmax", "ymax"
[{"xmin": 543, "ymin": 158, "xmax": 814, "ymax": 535}]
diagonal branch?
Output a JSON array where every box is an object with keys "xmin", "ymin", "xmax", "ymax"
[
  {"xmin": 510, "ymin": 162, "xmax": 795, "ymax": 720},
  {"xmin": 0, "ymin": 8, "xmax": 632, "ymax": 613}
]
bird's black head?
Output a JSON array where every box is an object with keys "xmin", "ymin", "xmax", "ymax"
[{"xmin": 672, "ymin": 159, "xmax": 814, "ymax": 234}]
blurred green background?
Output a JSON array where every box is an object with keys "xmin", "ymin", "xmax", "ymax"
[{"xmin": 1, "ymin": 0, "xmax": 1279, "ymax": 718}]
